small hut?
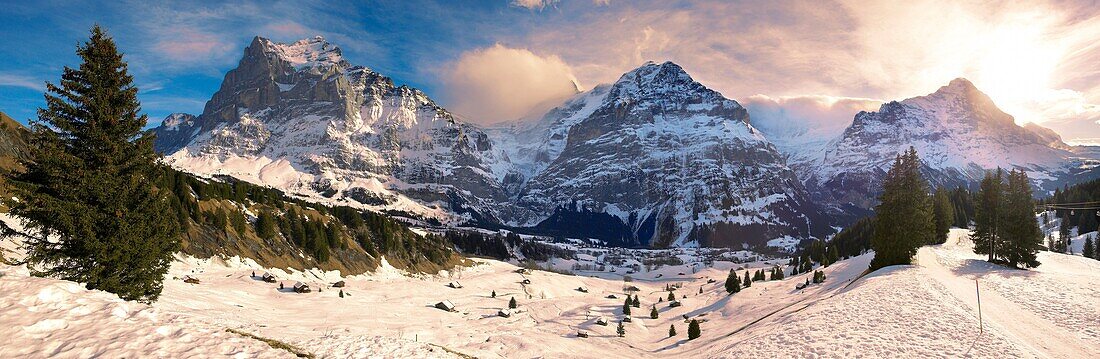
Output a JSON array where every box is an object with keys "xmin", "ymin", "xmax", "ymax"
[
  {"xmin": 576, "ymin": 287, "xmax": 588, "ymax": 293},
  {"xmin": 435, "ymin": 300, "xmax": 457, "ymax": 312},
  {"xmin": 262, "ymin": 272, "xmax": 277, "ymax": 283},
  {"xmin": 293, "ymin": 281, "xmax": 312, "ymax": 293},
  {"xmin": 595, "ymin": 317, "xmax": 608, "ymax": 326},
  {"xmin": 707, "ymin": 278, "xmax": 717, "ymax": 283},
  {"xmin": 497, "ymin": 309, "xmax": 513, "ymax": 318},
  {"xmin": 521, "ymin": 278, "xmax": 531, "ymax": 284},
  {"xmin": 447, "ymin": 281, "xmax": 463, "ymax": 289},
  {"xmin": 576, "ymin": 331, "xmax": 589, "ymax": 338},
  {"xmin": 669, "ymin": 300, "xmax": 682, "ymax": 308},
  {"xmin": 332, "ymin": 280, "xmax": 346, "ymax": 288},
  {"xmin": 182, "ymin": 275, "xmax": 200, "ymax": 284},
  {"xmin": 606, "ymin": 294, "xmax": 618, "ymax": 299},
  {"xmin": 624, "ymin": 285, "xmax": 641, "ymax": 293},
  {"xmin": 622, "ymin": 316, "xmax": 633, "ymax": 323}
]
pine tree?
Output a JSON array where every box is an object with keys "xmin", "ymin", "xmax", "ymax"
[
  {"xmin": 509, "ymin": 297, "xmax": 518, "ymax": 309},
  {"xmin": 932, "ymin": 186, "xmax": 955, "ymax": 244},
  {"xmin": 870, "ymin": 147, "xmax": 932, "ymax": 270},
  {"xmin": 669, "ymin": 324, "xmax": 677, "ymax": 337},
  {"xmin": 1080, "ymin": 210, "xmax": 1099, "ymax": 234},
  {"xmin": 724, "ymin": 270, "xmax": 740, "ymax": 294},
  {"xmin": 632, "ymin": 295, "xmax": 640, "ymax": 308},
  {"xmin": 491, "ymin": 290, "xmax": 496, "ymax": 298},
  {"xmin": 742, "ymin": 271, "xmax": 751, "ymax": 288},
  {"xmin": 687, "ymin": 319, "xmax": 701, "ymax": 340},
  {"xmin": 1000, "ymin": 170, "xmax": 1042, "ymax": 268},
  {"xmin": 339, "ymin": 289, "xmax": 344, "ymax": 298},
  {"xmin": 650, "ymin": 305, "xmax": 659, "ymax": 319},
  {"xmin": 1083, "ymin": 237, "xmax": 1095, "ymax": 259},
  {"xmin": 616, "ymin": 321, "xmax": 626, "ymax": 337},
  {"xmin": 6, "ymin": 26, "xmax": 179, "ymax": 303},
  {"xmin": 667, "ymin": 291, "xmax": 675, "ymax": 301},
  {"xmin": 974, "ymin": 170, "xmax": 1004, "ymax": 261},
  {"xmin": 623, "ymin": 296, "xmax": 632, "ymax": 315}
]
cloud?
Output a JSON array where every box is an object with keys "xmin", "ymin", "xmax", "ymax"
[
  {"xmin": 444, "ymin": 44, "xmax": 580, "ymax": 125},
  {"xmin": 0, "ymin": 72, "xmax": 43, "ymax": 91},
  {"xmin": 507, "ymin": 0, "xmax": 1099, "ymax": 139},
  {"xmin": 511, "ymin": 0, "xmax": 558, "ymax": 11},
  {"xmin": 151, "ymin": 28, "xmax": 235, "ymax": 66},
  {"xmin": 744, "ymin": 95, "xmax": 882, "ymax": 147}
]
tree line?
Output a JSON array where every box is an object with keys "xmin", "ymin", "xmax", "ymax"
[{"xmin": 869, "ymin": 147, "xmax": 1041, "ymax": 270}]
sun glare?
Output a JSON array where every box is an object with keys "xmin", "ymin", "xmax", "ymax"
[{"xmin": 971, "ymin": 16, "xmax": 1063, "ymax": 124}]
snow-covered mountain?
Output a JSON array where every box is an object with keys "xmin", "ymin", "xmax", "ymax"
[
  {"xmin": 153, "ymin": 38, "xmax": 831, "ymax": 248},
  {"xmin": 153, "ymin": 36, "xmax": 521, "ymax": 224},
  {"xmin": 498, "ymin": 62, "xmax": 830, "ymax": 247},
  {"xmin": 795, "ymin": 78, "xmax": 1099, "ymax": 215}
]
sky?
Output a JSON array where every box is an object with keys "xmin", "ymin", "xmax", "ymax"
[{"xmin": 0, "ymin": 0, "xmax": 1098, "ymax": 144}]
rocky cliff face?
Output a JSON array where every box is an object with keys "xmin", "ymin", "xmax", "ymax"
[
  {"xmin": 154, "ymin": 36, "xmax": 518, "ymax": 224},
  {"xmin": 501, "ymin": 62, "xmax": 830, "ymax": 247}
]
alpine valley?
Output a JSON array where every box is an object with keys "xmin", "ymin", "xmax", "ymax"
[{"xmin": 153, "ymin": 36, "xmax": 1100, "ymax": 250}]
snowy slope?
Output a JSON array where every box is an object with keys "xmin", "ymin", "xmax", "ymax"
[{"xmin": 3, "ymin": 220, "xmax": 1099, "ymax": 357}]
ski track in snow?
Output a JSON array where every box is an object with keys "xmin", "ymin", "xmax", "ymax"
[{"xmin": 917, "ymin": 229, "xmax": 1100, "ymax": 358}]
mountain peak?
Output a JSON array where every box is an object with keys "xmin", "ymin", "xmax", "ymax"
[
  {"xmin": 249, "ymin": 35, "xmax": 346, "ymax": 71},
  {"xmin": 618, "ymin": 61, "xmax": 691, "ymax": 85}
]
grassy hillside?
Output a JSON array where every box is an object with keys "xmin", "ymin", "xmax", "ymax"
[{"xmin": 0, "ymin": 112, "xmax": 464, "ymax": 275}]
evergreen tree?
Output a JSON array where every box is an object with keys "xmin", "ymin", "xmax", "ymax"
[
  {"xmin": 1083, "ymin": 237, "xmax": 1095, "ymax": 259},
  {"xmin": 932, "ymin": 186, "xmax": 955, "ymax": 244},
  {"xmin": 669, "ymin": 324, "xmax": 677, "ymax": 337},
  {"xmin": 1000, "ymin": 170, "xmax": 1042, "ymax": 268},
  {"xmin": 339, "ymin": 289, "xmax": 344, "ymax": 298},
  {"xmin": 1080, "ymin": 210, "xmax": 1099, "ymax": 234},
  {"xmin": 616, "ymin": 321, "xmax": 626, "ymax": 337},
  {"xmin": 255, "ymin": 210, "xmax": 278, "ymax": 240},
  {"xmin": 724, "ymin": 270, "xmax": 740, "ymax": 294},
  {"xmin": 491, "ymin": 290, "xmax": 496, "ymax": 298},
  {"xmin": 870, "ymin": 147, "xmax": 933, "ymax": 270},
  {"xmin": 632, "ymin": 295, "xmax": 640, "ymax": 308},
  {"xmin": 509, "ymin": 297, "xmax": 518, "ymax": 309},
  {"xmin": 974, "ymin": 170, "xmax": 1004, "ymax": 261},
  {"xmin": 742, "ymin": 271, "xmax": 752, "ymax": 288},
  {"xmin": 6, "ymin": 26, "xmax": 179, "ymax": 302},
  {"xmin": 687, "ymin": 319, "xmax": 701, "ymax": 340},
  {"xmin": 667, "ymin": 291, "xmax": 675, "ymax": 301},
  {"xmin": 650, "ymin": 305, "xmax": 659, "ymax": 319},
  {"xmin": 623, "ymin": 296, "xmax": 632, "ymax": 315}
]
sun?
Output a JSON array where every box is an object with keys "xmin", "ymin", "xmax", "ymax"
[{"xmin": 971, "ymin": 17, "xmax": 1063, "ymax": 124}]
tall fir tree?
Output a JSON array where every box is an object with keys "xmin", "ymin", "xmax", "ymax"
[
  {"xmin": 870, "ymin": 147, "xmax": 933, "ymax": 270},
  {"xmin": 1083, "ymin": 236, "xmax": 1095, "ymax": 259},
  {"xmin": 1079, "ymin": 210, "xmax": 1098, "ymax": 234},
  {"xmin": 5, "ymin": 26, "xmax": 179, "ymax": 302},
  {"xmin": 973, "ymin": 170, "xmax": 1004, "ymax": 261},
  {"xmin": 999, "ymin": 170, "xmax": 1042, "ymax": 268},
  {"xmin": 932, "ymin": 186, "xmax": 955, "ymax": 244}
]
